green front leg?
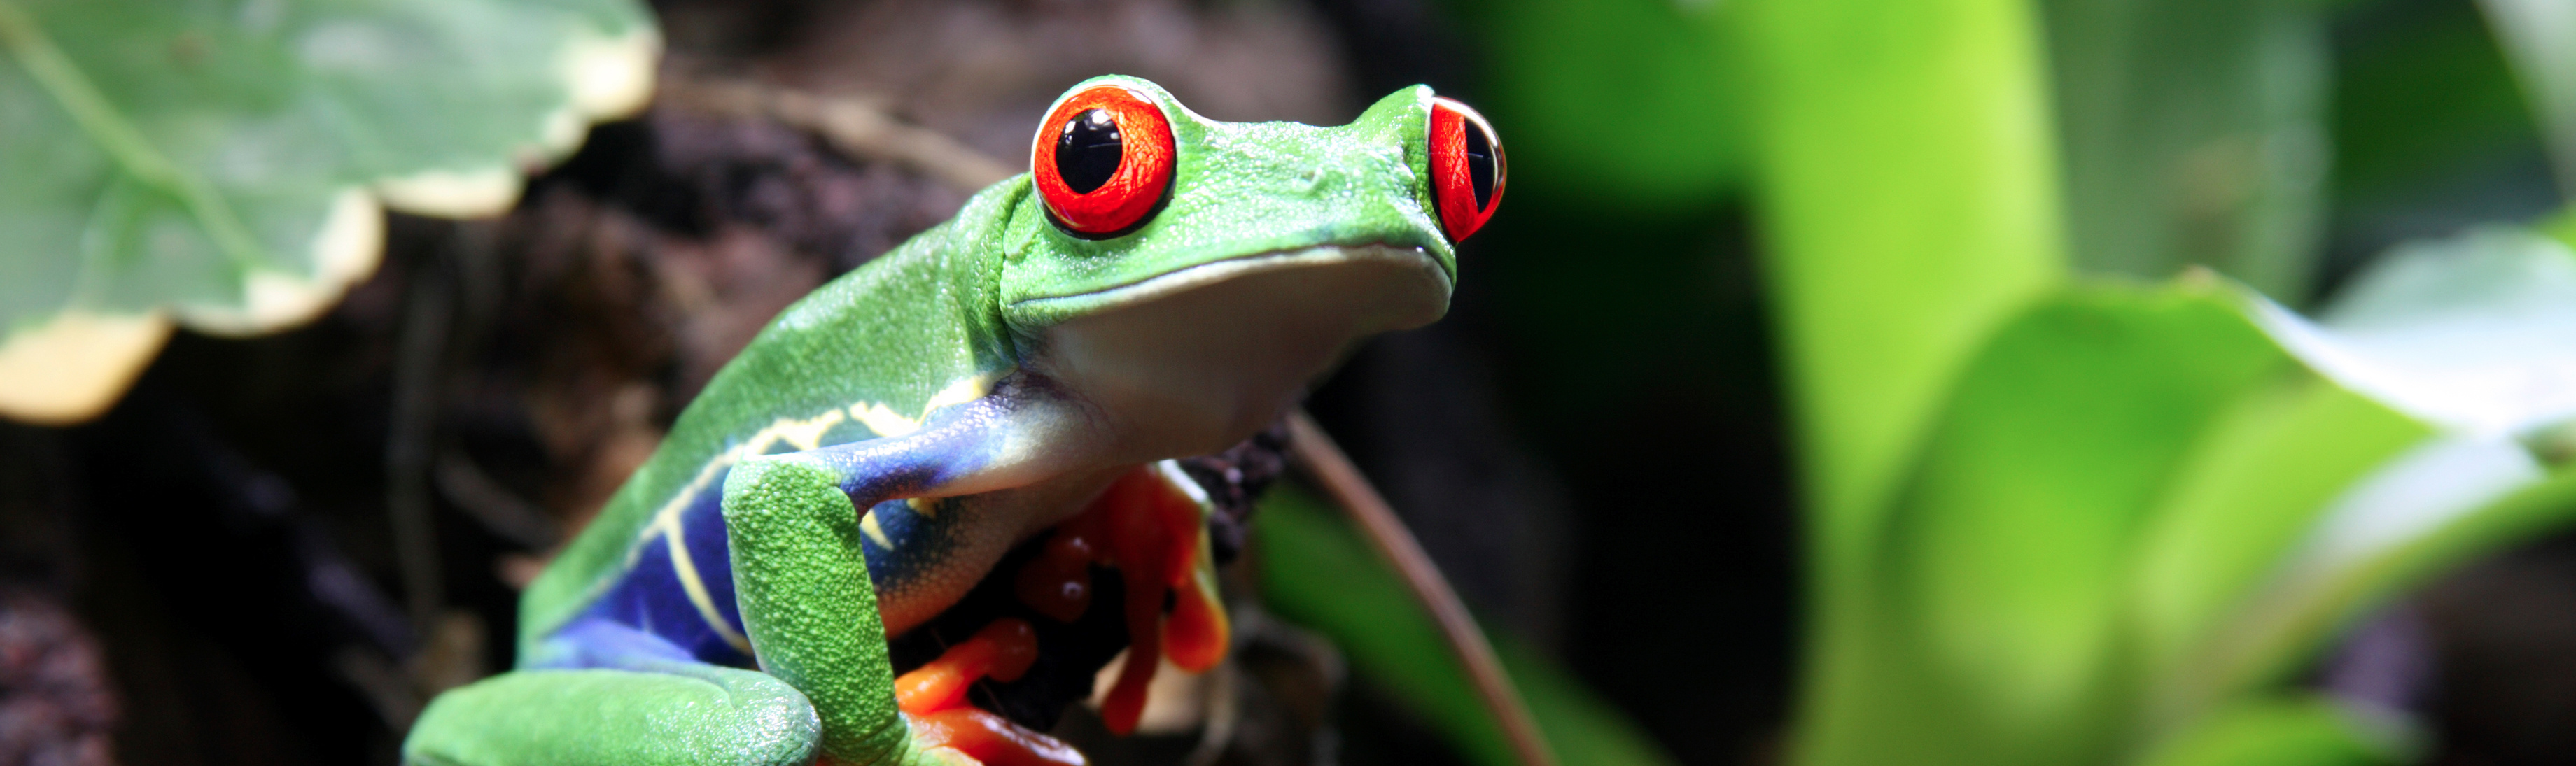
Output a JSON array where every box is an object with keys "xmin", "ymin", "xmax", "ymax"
[
  {"xmin": 722, "ymin": 453, "xmax": 964, "ymax": 766},
  {"xmin": 404, "ymin": 455, "xmax": 972, "ymax": 766},
  {"xmin": 405, "ymin": 661, "xmax": 821, "ymax": 766}
]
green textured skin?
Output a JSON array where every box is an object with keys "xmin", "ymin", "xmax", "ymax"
[
  {"xmin": 405, "ymin": 76, "xmax": 1457, "ymax": 765},
  {"xmin": 406, "ymin": 665, "xmax": 821, "ymax": 766},
  {"xmin": 722, "ymin": 455, "xmax": 955, "ymax": 766}
]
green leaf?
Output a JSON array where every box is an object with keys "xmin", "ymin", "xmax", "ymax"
[
  {"xmin": 2115, "ymin": 378, "xmax": 2449, "ymax": 739},
  {"xmin": 2040, "ymin": 0, "xmax": 2332, "ymax": 299},
  {"xmin": 2247, "ymin": 227, "xmax": 2576, "ymax": 434},
  {"xmin": 2157, "ymin": 227, "xmax": 2576, "ymax": 711},
  {"xmin": 0, "ymin": 0, "xmax": 657, "ymax": 424},
  {"xmin": 2158, "ymin": 433, "xmax": 2552, "ymax": 719},
  {"xmin": 1815, "ymin": 282, "xmax": 2292, "ymax": 766},
  {"xmin": 2123, "ymin": 377, "xmax": 2430, "ymax": 694},
  {"xmin": 1807, "ymin": 228, "xmax": 2576, "ymax": 765},
  {"xmin": 1896, "ymin": 283, "xmax": 2292, "ymax": 716},
  {"xmin": 2134, "ymin": 696, "xmax": 2412, "ymax": 766},
  {"xmin": 1732, "ymin": 2, "xmax": 2065, "ymax": 763},
  {"xmin": 2478, "ymin": 0, "xmax": 2576, "ymax": 192},
  {"xmin": 1254, "ymin": 488, "xmax": 1676, "ymax": 766},
  {"xmin": 1462, "ymin": 0, "xmax": 1746, "ymax": 211},
  {"xmin": 1735, "ymin": 0, "xmax": 2066, "ymax": 583}
]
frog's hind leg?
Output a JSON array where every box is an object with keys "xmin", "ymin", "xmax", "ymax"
[{"xmin": 403, "ymin": 658, "xmax": 820, "ymax": 766}]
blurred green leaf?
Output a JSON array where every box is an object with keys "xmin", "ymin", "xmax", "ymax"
[
  {"xmin": 1462, "ymin": 0, "xmax": 1745, "ymax": 211},
  {"xmin": 2162, "ymin": 433, "xmax": 2554, "ymax": 718},
  {"xmin": 1255, "ymin": 488, "xmax": 1676, "ymax": 766},
  {"xmin": 2249, "ymin": 228, "xmax": 2576, "ymax": 435},
  {"xmin": 0, "ymin": 0, "xmax": 655, "ymax": 423},
  {"xmin": 2134, "ymin": 696, "xmax": 2410, "ymax": 766},
  {"xmin": 2161, "ymin": 228, "xmax": 2576, "ymax": 709},
  {"xmin": 1898, "ymin": 283, "xmax": 2290, "ymax": 723},
  {"xmin": 2124, "ymin": 376, "xmax": 2429, "ymax": 690},
  {"xmin": 1831, "ymin": 282, "xmax": 2297, "ymax": 766},
  {"xmin": 1736, "ymin": 0, "xmax": 2066, "ymax": 611},
  {"xmin": 2478, "ymin": 0, "xmax": 2576, "ymax": 192},
  {"xmin": 2041, "ymin": 0, "xmax": 2331, "ymax": 299},
  {"xmin": 1731, "ymin": 3, "xmax": 2065, "ymax": 763},
  {"xmin": 1807, "ymin": 227, "xmax": 2576, "ymax": 765}
]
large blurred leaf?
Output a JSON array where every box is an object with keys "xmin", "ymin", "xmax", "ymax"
[
  {"xmin": 1731, "ymin": 2, "xmax": 2065, "ymax": 763},
  {"xmin": 1254, "ymin": 488, "xmax": 1676, "ymax": 766},
  {"xmin": 1735, "ymin": 0, "xmax": 2066, "ymax": 608},
  {"xmin": 2160, "ymin": 227, "xmax": 2576, "ymax": 711},
  {"xmin": 1899, "ymin": 285, "xmax": 2290, "ymax": 723},
  {"xmin": 2122, "ymin": 376, "xmax": 2429, "ymax": 690},
  {"xmin": 2249, "ymin": 227, "xmax": 2576, "ymax": 435},
  {"xmin": 1812, "ymin": 228, "xmax": 2576, "ymax": 766},
  {"xmin": 1827, "ymin": 282, "xmax": 2307, "ymax": 766},
  {"xmin": 2042, "ymin": 0, "xmax": 2331, "ymax": 299},
  {"xmin": 0, "ymin": 0, "xmax": 656, "ymax": 424}
]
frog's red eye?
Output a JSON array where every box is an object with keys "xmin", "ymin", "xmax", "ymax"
[
  {"xmin": 1033, "ymin": 85, "xmax": 1175, "ymax": 238},
  {"xmin": 1428, "ymin": 97, "xmax": 1505, "ymax": 243}
]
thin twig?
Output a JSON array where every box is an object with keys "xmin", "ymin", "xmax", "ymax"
[
  {"xmin": 435, "ymin": 450, "xmax": 560, "ymax": 551},
  {"xmin": 1285, "ymin": 409, "xmax": 1558, "ymax": 766},
  {"xmin": 386, "ymin": 241, "xmax": 451, "ymax": 638}
]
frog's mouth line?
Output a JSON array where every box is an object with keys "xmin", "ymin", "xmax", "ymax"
[
  {"xmin": 1016, "ymin": 242, "xmax": 1455, "ymax": 458},
  {"xmin": 1008, "ymin": 243, "xmax": 1452, "ymax": 321}
]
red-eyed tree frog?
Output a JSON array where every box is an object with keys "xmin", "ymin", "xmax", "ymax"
[{"xmin": 403, "ymin": 74, "xmax": 1504, "ymax": 766}]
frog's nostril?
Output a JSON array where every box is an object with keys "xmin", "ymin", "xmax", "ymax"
[{"xmin": 1296, "ymin": 166, "xmax": 1328, "ymax": 192}]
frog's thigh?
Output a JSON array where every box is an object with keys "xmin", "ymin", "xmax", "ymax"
[{"xmin": 402, "ymin": 665, "xmax": 818, "ymax": 766}]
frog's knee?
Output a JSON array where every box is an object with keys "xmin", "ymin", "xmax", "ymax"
[
  {"xmin": 722, "ymin": 455, "xmax": 847, "ymax": 520},
  {"xmin": 405, "ymin": 667, "xmax": 819, "ymax": 766}
]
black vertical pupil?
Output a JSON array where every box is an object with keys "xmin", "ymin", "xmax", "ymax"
[
  {"xmin": 1463, "ymin": 121, "xmax": 1496, "ymax": 212},
  {"xmin": 1056, "ymin": 108, "xmax": 1124, "ymax": 194}
]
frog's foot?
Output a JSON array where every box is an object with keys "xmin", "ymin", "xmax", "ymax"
[
  {"xmin": 405, "ymin": 662, "xmax": 821, "ymax": 766},
  {"xmin": 1011, "ymin": 461, "xmax": 1231, "ymax": 735},
  {"xmin": 892, "ymin": 618, "xmax": 1085, "ymax": 766}
]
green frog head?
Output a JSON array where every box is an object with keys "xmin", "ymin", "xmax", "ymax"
[{"xmin": 1000, "ymin": 75, "xmax": 1506, "ymax": 457}]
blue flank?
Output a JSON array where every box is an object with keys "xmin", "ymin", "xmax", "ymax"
[
  {"xmin": 533, "ymin": 393, "xmax": 1017, "ymax": 670},
  {"xmin": 556, "ymin": 474, "xmax": 757, "ymax": 668},
  {"xmin": 536, "ymin": 469, "xmax": 965, "ymax": 670}
]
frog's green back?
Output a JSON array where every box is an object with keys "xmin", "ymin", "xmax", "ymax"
[{"xmin": 517, "ymin": 178, "xmax": 1034, "ymax": 655}]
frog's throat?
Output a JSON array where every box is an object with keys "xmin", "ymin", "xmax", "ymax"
[{"xmin": 1021, "ymin": 243, "xmax": 1450, "ymax": 459}]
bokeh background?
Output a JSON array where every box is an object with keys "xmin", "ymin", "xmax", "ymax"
[{"xmin": 7, "ymin": 1, "xmax": 2576, "ymax": 765}]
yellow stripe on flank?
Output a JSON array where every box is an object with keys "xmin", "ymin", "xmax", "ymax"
[
  {"xmin": 664, "ymin": 525, "xmax": 753, "ymax": 655},
  {"xmin": 615, "ymin": 374, "xmax": 1001, "ymax": 651},
  {"xmin": 622, "ymin": 406, "xmax": 856, "ymax": 657},
  {"xmin": 638, "ymin": 409, "xmax": 858, "ymax": 549},
  {"xmin": 860, "ymin": 508, "xmax": 897, "ymax": 551},
  {"xmin": 924, "ymin": 371, "xmax": 1000, "ymax": 413},
  {"xmin": 906, "ymin": 497, "xmax": 939, "ymax": 518},
  {"xmin": 850, "ymin": 402, "xmax": 920, "ymax": 438},
  {"xmin": 771, "ymin": 409, "xmax": 845, "ymax": 451},
  {"xmin": 848, "ymin": 370, "xmax": 1004, "ymax": 438}
]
